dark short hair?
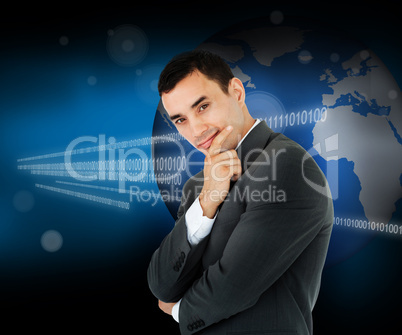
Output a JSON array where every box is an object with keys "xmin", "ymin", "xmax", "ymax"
[{"xmin": 158, "ymin": 49, "xmax": 234, "ymax": 96}]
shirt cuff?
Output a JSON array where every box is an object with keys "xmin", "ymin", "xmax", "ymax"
[
  {"xmin": 185, "ymin": 196, "xmax": 218, "ymax": 246},
  {"xmin": 172, "ymin": 299, "xmax": 181, "ymax": 323}
]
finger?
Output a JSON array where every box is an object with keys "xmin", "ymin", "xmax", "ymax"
[
  {"xmin": 230, "ymin": 161, "xmax": 242, "ymax": 181},
  {"xmin": 229, "ymin": 153, "xmax": 242, "ymax": 181},
  {"xmin": 210, "ymin": 149, "xmax": 237, "ymax": 163},
  {"xmin": 210, "ymin": 152, "xmax": 240, "ymax": 171},
  {"xmin": 209, "ymin": 125, "xmax": 233, "ymax": 156},
  {"xmin": 210, "ymin": 155, "xmax": 242, "ymax": 181}
]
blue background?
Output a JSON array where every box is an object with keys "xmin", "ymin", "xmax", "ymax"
[{"xmin": 0, "ymin": 2, "xmax": 401, "ymax": 333}]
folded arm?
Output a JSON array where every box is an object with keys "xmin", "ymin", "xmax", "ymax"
[{"xmin": 147, "ymin": 177, "xmax": 216, "ymax": 303}]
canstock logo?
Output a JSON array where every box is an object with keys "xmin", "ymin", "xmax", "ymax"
[{"xmin": 302, "ymin": 134, "xmax": 339, "ymax": 200}]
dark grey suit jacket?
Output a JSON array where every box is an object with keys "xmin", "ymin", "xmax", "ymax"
[{"xmin": 148, "ymin": 121, "xmax": 333, "ymax": 335}]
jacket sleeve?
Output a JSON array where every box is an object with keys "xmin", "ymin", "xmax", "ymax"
[
  {"xmin": 177, "ymin": 148, "xmax": 334, "ymax": 334},
  {"xmin": 147, "ymin": 178, "xmax": 209, "ymax": 303}
]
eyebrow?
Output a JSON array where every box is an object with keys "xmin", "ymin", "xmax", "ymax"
[
  {"xmin": 169, "ymin": 113, "xmax": 182, "ymax": 121},
  {"xmin": 191, "ymin": 95, "xmax": 207, "ymax": 109},
  {"xmin": 169, "ymin": 95, "xmax": 207, "ymax": 121}
]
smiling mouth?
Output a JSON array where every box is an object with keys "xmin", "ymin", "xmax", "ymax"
[{"xmin": 197, "ymin": 131, "xmax": 219, "ymax": 150}]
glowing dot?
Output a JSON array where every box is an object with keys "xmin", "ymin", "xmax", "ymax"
[
  {"xmin": 298, "ymin": 50, "xmax": 313, "ymax": 64},
  {"xmin": 134, "ymin": 64, "xmax": 164, "ymax": 104},
  {"xmin": 136, "ymin": 69, "xmax": 142, "ymax": 76},
  {"xmin": 122, "ymin": 39, "xmax": 135, "ymax": 52},
  {"xmin": 59, "ymin": 36, "xmax": 69, "ymax": 46},
  {"xmin": 330, "ymin": 53, "xmax": 340, "ymax": 63},
  {"xmin": 270, "ymin": 10, "xmax": 284, "ymax": 25},
  {"xmin": 41, "ymin": 230, "xmax": 63, "ymax": 252},
  {"xmin": 107, "ymin": 24, "xmax": 148, "ymax": 66},
  {"xmin": 13, "ymin": 190, "xmax": 34, "ymax": 213},
  {"xmin": 388, "ymin": 90, "xmax": 398, "ymax": 100},
  {"xmin": 360, "ymin": 50, "xmax": 370, "ymax": 60},
  {"xmin": 87, "ymin": 76, "xmax": 97, "ymax": 86}
]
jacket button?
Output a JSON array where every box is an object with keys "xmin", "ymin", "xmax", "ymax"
[{"xmin": 173, "ymin": 265, "xmax": 179, "ymax": 272}]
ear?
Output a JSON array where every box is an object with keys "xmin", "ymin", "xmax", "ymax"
[{"xmin": 229, "ymin": 77, "xmax": 246, "ymax": 107}]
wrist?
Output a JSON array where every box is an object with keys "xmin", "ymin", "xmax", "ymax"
[{"xmin": 199, "ymin": 193, "xmax": 219, "ymax": 219}]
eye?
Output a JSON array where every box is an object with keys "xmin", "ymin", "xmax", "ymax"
[
  {"xmin": 175, "ymin": 118, "xmax": 185, "ymax": 124},
  {"xmin": 199, "ymin": 104, "xmax": 209, "ymax": 111}
]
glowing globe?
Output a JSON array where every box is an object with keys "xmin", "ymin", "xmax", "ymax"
[{"xmin": 152, "ymin": 16, "xmax": 402, "ymax": 266}]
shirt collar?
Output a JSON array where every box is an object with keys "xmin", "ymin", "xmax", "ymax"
[{"xmin": 235, "ymin": 118, "xmax": 262, "ymax": 150}]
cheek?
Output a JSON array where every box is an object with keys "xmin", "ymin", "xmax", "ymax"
[
  {"xmin": 177, "ymin": 127, "xmax": 196, "ymax": 145},
  {"xmin": 221, "ymin": 104, "xmax": 242, "ymax": 126}
]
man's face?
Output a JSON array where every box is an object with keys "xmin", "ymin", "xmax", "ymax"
[{"xmin": 161, "ymin": 70, "xmax": 247, "ymax": 155}]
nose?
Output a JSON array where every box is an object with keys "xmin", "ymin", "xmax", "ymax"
[{"xmin": 190, "ymin": 117, "xmax": 208, "ymax": 137}]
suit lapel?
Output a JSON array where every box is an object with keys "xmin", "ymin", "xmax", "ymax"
[
  {"xmin": 200, "ymin": 121, "xmax": 277, "ymax": 268},
  {"xmin": 236, "ymin": 120, "xmax": 275, "ymax": 175}
]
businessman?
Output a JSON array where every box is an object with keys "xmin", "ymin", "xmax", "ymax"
[{"xmin": 148, "ymin": 50, "xmax": 334, "ymax": 335}]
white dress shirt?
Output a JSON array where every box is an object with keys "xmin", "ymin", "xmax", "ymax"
[{"xmin": 172, "ymin": 119, "xmax": 261, "ymax": 322}]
